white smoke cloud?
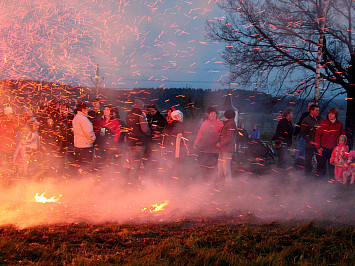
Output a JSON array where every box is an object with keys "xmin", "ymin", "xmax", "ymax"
[{"xmin": 1, "ymin": 169, "xmax": 353, "ymax": 228}]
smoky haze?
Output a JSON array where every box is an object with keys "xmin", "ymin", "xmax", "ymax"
[{"xmin": 1, "ymin": 169, "xmax": 354, "ymax": 228}]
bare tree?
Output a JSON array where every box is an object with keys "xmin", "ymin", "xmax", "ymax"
[{"xmin": 207, "ymin": 0, "xmax": 355, "ymax": 133}]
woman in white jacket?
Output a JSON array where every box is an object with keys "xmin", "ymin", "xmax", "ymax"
[{"xmin": 72, "ymin": 103, "xmax": 96, "ymax": 174}]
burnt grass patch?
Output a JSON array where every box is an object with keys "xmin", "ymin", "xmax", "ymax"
[{"xmin": 0, "ymin": 219, "xmax": 353, "ymax": 265}]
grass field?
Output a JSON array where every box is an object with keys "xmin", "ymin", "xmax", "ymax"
[
  {"xmin": 0, "ymin": 219, "xmax": 354, "ymax": 265},
  {"xmin": 1, "ymin": 151, "xmax": 354, "ymax": 264}
]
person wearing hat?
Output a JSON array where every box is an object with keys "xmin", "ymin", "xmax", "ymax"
[
  {"xmin": 342, "ymin": 150, "xmax": 355, "ymax": 184},
  {"xmin": 193, "ymin": 106, "xmax": 223, "ymax": 183},
  {"xmin": 0, "ymin": 107, "xmax": 19, "ymax": 167},
  {"xmin": 330, "ymin": 135, "xmax": 348, "ymax": 182},
  {"xmin": 72, "ymin": 102, "xmax": 96, "ymax": 174},
  {"xmin": 165, "ymin": 107, "xmax": 177, "ymax": 124},
  {"xmin": 216, "ymin": 109, "xmax": 236, "ymax": 187},
  {"xmin": 161, "ymin": 110, "xmax": 188, "ymax": 184},
  {"xmin": 126, "ymin": 99, "xmax": 150, "ymax": 186}
]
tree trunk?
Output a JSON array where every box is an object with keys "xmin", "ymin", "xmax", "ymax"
[
  {"xmin": 345, "ymin": 87, "xmax": 355, "ymax": 149},
  {"xmin": 345, "ymin": 88, "xmax": 355, "ymax": 129}
]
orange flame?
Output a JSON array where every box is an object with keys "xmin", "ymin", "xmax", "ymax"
[
  {"xmin": 141, "ymin": 200, "xmax": 169, "ymax": 213},
  {"xmin": 34, "ymin": 193, "xmax": 61, "ymax": 203}
]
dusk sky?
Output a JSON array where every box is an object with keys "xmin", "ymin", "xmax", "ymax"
[{"xmin": 0, "ymin": 0, "xmax": 231, "ymax": 90}]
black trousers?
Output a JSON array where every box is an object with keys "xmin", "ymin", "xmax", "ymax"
[
  {"xmin": 316, "ymin": 147, "xmax": 334, "ymax": 178},
  {"xmin": 74, "ymin": 147, "xmax": 93, "ymax": 174},
  {"xmin": 304, "ymin": 147, "xmax": 316, "ymax": 176}
]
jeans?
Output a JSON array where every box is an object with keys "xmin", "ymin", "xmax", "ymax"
[
  {"xmin": 295, "ymin": 137, "xmax": 306, "ymax": 159},
  {"xmin": 127, "ymin": 145, "xmax": 145, "ymax": 185},
  {"xmin": 217, "ymin": 152, "xmax": 233, "ymax": 186}
]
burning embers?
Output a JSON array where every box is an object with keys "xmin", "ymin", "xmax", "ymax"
[
  {"xmin": 141, "ymin": 200, "xmax": 169, "ymax": 213},
  {"xmin": 34, "ymin": 192, "xmax": 61, "ymax": 203}
]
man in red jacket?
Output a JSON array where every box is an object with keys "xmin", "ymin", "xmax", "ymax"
[{"xmin": 315, "ymin": 107, "xmax": 345, "ymax": 179}]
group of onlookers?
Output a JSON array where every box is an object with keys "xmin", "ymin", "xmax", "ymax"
[
  {"xmin": 273, "ymin": 103, "xmax": 354, "ymax": 184},
  {"xmin": 193, "ymin": 106, "xmax": 237, "ymax": 186},
  {"xmin": 0, "ymin": 99, "xmax": 239, "ymax": 188},
  {"xmin": 1, "ymin": 98, "xmax": 354, "ymax": 186}
]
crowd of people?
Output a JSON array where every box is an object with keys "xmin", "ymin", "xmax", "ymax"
[
  {"xmin": 0, "ymin": 98, "xmax": 354, "ymax": 188},
  {"xmin": 272, "ymin": 103, "xmax": 354, "ymax": 184},
  {"xmin": 0, "ymin": 99, "xmax": 238, "ymax": 188}
]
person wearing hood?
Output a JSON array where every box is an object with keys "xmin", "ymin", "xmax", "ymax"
[
  {"xmin": 165, "ymin": 107, "xmax": 176, "ymax": 124},
  {"xmin": 342, "ymin": 150, "xmax": 355, "ymax": 185},
  {"xmin": 126, "ymin": 99, "xmax": 149, "ymax": 186},
  {"xmin": 272, "ymin": 108, "xmax": 294, "ymax": 169},
  {"xmin": 161, "ymin": 110, "xmax": 188, "ymax": 184},
  {"xmin": 193, "ymin": 106, "xmax": 223, "ymax": 183},
  {"xmin": 330, "ymin": 135, "xmax": 348, "ymax": 182},
  {"xmin": 315, "ymin": 107, "xmax": 345, "ymax": 179}
]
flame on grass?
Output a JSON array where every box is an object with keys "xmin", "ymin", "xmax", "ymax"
[
  {"xmin": 141, "ymin": 200, "xmax": 169, "ymax": 213},
  {"xmin": 34, "ymin": 193, "xmax": 61, "ymax": 203}
]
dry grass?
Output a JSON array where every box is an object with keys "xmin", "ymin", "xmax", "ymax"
[{"xmin": 0, "ymin": 219, "xmax": 353, "ymax": 265}]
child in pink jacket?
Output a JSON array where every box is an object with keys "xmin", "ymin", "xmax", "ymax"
[
  {"xmin": 330, "ymin": 135, "xmax": 348, "ymax": 182},
  {"xmin": 342, "ymin": 150, "xmax": 355, "ymax": 185}
]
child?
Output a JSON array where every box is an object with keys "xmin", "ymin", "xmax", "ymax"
[
  {"xmin": 330, "ymin": 135, "xmax": 348, "ymax": 182},
  {"xmin": 342, "ymin": 150, "xmax": 355, "ymax": 185},
  {"xmin": 13, "ymin": 119, "xmax": 40, "ymax": 176}
]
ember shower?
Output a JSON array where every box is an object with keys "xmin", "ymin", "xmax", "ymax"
[{"xmin": 0, "ymin": 0, "xmax": 228, "ymax": 89}]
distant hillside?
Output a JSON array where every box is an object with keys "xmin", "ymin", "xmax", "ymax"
[
  {"xmin": 0, "ymin": 79, "xmax": 276, "ymax": 115},
  {"xmin": 0, "ymin": 79, "xmax": 346, "ymax": 134}
]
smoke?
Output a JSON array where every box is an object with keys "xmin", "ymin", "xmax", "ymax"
[{"xmin": 0, "ymin": 168, "xmax": 354, "ymax": 228}]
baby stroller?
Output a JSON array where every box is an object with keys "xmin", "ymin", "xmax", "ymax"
[{"xmin": 247, "ymin": 140, "xmax": 276, "ymax": 163}]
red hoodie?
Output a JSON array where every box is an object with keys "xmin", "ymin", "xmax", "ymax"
[{"xmin": 315, "ymin": 118, "xmax": 345, "ymax": 149}]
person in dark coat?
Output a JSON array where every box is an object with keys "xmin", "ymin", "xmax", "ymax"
[
  {"xmin": 217, "ymin": 110, "xmax": 236, "ymax": 187},
  {"xmin": 236, "ymin": 123, "xmax": 249, "ymax": 155},
  {"xmin": 145, "ymin": 104, "xmax": 167, "ymax": 180},
  {"xmin": 126, "ymin": 99, "xmax": 149, "ymax": 186},
  {"xmin": 57, "ymin": 103, "xmax": 75, "ymax": 176},
  {"xmin": 294, "ymin": 102, "xmax": 313, "ymax": 166},
  {"xmin": 93, "ymin": 105, "xmax": 121, "ymax": 172},
  {"xmin": 88, "ymin": 98, "xmax": 103, "ymax": 124},
  {"xmin": 39, "ymin": 116, "xmax": 62, "ymax": 177},
  {"xmin": 161, "ymin": 110, "xmax": 188, "ymax": 184},
  {"xmin": 300, "ymin": 104, "xmax": 322, "ymax": 177},
  {"xmin": 273, "ymin": 108, "xmax": 294, "ymax": 169}
]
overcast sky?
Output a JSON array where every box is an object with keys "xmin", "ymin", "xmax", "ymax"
[{"xmin": 0, "ymin": 0, "xmax": 231, "ymax": 90}]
